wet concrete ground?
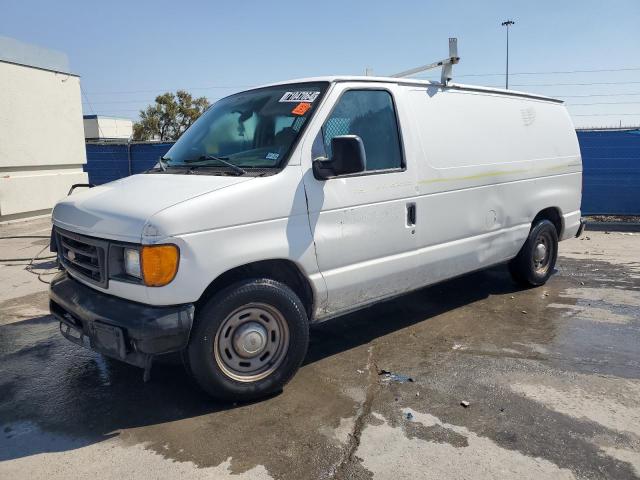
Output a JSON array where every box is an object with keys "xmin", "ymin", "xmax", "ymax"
[{"xmin": 1, "ymin": 217, "xmax": 639, "ymax": 479}]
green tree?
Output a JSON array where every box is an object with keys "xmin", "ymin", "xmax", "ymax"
[{"xmin": 133, "ymin": 90, "xmax": 210, "ymax": 141}]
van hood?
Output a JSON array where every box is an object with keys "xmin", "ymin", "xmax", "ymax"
[{"xmin": 52, "ymin": 173, "xmax": 253, "ymax": 242}]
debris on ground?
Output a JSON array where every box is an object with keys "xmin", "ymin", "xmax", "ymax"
[
  {"xmin": 586, "ymin": 214, "xmax": 640, "ymax": 223},
  {"xmin": 521, "ymin": 310, "xmax": 527, "ymax": 314},
  {"xmin": 405, "ymin": 412, "xmax": 414, "ymax": 421},
  {"xmin": 356, "ymin": 369, "xmax": 364, "ymax": 374},
  {"xmin": 460, "ymin": 401, "xmax": 470, "ymax": 408},
  {"xmin": 378, "ymin": 369, "xmax": 414, "ymax": 383}
]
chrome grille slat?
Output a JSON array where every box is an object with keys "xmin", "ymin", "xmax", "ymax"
[
  {"xmin": 62, "ymin": 253, "xmax": 100, "ymax": 272},
  {"xmin": 55, "ymin": 228, "xmax": 108, "ymax": 287},
  {"xmin": 60, "ymin": 239, "xmax": 99, "ymax": 259}
]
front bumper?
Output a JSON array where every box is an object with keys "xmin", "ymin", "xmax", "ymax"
[{"xmin": 49, "ymin": 272, "xmax": 194, "ymax": 368}]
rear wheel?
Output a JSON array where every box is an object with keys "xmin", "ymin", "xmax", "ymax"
[
  {"xmin": 509, "ymin": 219, "xmax": 558, "ymax": 287},
  {"xmin": 185, "ymin": 279, "xmax": 309, "ymax": 401}
]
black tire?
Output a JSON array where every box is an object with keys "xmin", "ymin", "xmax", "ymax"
[
  {"xmin": 509, "ymin": 219, "xmax": 558, "ymax": 287},
  {"xmin": 185, "ymin": 278, "xmax": 309, "ymax": 401}
]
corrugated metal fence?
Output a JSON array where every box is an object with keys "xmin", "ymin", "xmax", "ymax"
[
  {"xmin": 576, "ymin": 129, "xmax": 640, "ymax": 215},
  {"xmin": 85, "ymin": 130, "xmax": 640, "ymax": 215},
  {"xmin": 85, "ymin": 142, "xmax": 174, "ymax": 186}
]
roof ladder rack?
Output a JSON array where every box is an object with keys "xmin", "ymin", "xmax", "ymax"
[{"xmin": 391, "ymin": 38, "xmax": 460, "ymax": 85}]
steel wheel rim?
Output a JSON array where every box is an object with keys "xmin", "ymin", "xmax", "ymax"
[
  {"xmin": 532, "ymin": 231, "xmax": 554, "ymax": 275},
  {"xmin": 214, "ymin": 303, "xmax": 290, "ymax": 382}
]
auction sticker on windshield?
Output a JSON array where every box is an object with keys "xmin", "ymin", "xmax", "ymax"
[
  {"xmin": 279, "ymin": 91, "xmax": 320, "ymax": 103},
  {"xmin": 291, "ymin": 102, "xmax": 311, "ymax": 115}
]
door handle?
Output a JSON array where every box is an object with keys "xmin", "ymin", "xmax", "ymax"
[{"xmin": 406, "ymin": 203, "xmax": 416, "ymax": 227}]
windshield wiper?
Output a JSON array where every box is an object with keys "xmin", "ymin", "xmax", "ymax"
[{"xmin": 183, "ymin": 155, "xmax": 247, "ymax": 176}]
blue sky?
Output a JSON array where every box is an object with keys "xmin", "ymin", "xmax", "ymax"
[{"xmin": 3, "ymin": 0, "xmax": 640, "ymax": 128}]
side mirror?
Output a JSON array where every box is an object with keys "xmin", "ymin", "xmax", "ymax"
[{"xmin": 313, "ymin": 135, "xmax": 366, "ymax": 179}]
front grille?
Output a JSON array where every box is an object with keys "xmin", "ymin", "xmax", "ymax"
[{"xmin": 55, "ymin": 228, "xmax": 109, "ymax": 287}]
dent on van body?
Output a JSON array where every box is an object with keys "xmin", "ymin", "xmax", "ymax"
[{"xmin": 407, "ymin": 86, "xmax": 580, "ymax": 247}]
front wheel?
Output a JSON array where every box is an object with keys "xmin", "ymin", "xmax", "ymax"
[
  {"xmin": 509, "ymin": 219, "xmax": 558, "ymax": 287},
  {"xmin": 185, "ymin": 279, "xmax": 309, "ymax": 401}
]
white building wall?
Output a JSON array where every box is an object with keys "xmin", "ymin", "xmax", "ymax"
[
  {"xmin": 83, "ymin": 116, "xmax": 133, "ymax": 140},
  {"xmin": 0, "ymin": 60, "xmax": 88, "ymax": 220}
]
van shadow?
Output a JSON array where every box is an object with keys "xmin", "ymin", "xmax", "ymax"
[{"xmin": 0, "ymin": 265, "xmax": 521, "ymax": 462}]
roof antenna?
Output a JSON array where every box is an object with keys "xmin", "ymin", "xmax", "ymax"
[{"xmin": 391, "ymin": 38, "xmax": 460, "ymax": 85}]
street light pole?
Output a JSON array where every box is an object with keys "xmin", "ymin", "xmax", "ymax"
[{"xmin": 501, "ymin": 20, "xmax": 515, "ymax": 89}]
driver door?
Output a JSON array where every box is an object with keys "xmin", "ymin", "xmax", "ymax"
[{"xmin": 301, "ymin": 84, "xmax": 418, "ymax": 318}]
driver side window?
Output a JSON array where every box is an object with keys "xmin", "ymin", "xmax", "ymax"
[{"xmin": 320, "ymin": 90, "xmax": 403, "ymax": 171}]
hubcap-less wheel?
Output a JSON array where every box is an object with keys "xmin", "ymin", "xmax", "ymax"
[
  {"xmin": 214, "ymin": 303, "xmax": 290, "ymax": 382},
  {"xmin": 532, "ymin": 231, "xmax": 553, "ymax": 275}
]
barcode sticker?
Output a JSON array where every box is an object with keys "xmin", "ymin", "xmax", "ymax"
[{"xmin": 279, "ymin": 91, "xmax": 320, "ymax": 103}]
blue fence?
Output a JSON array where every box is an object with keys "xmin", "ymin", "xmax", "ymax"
[
  {"xmin": 85, "ymin": 130, "xmax": 640, "ymax": 215},
  {"xmin": 577, "ymin": 129, "xmax": 640, "ymax": 215},
  {"xmin": 85, "ymin": 142, "xmax": 174, "ymax": 185}
]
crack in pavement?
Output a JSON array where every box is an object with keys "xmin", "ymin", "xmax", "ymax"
[{"xmin": 330, "ymin": 345, "xmax": 379, "ymax": 479}]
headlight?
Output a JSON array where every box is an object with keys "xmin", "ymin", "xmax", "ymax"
[
  {"xmin": 141, "ymin": 244, "xmax": 179, "ymax": 287},
  {"xmin": 124, "ymin": 248, "xmax": 141, "ymax": 278}
]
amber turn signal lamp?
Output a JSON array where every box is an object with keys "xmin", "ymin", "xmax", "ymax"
[{"xmin": 141, "ymin": 244, "xmax": 179, "ymax": 287}]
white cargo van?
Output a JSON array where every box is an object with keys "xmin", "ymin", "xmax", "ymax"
[{"xmin": 50, "ymin": 76, "xmax": 583, "ymax": 400}]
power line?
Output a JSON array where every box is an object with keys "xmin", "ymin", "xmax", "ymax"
[
  {"xmin": 84, "ymin": 85, "xmax": 252, "ymax": 95},
  {"xmin": 81, "ymin": 108, "xmax": 145, "ymax": 112},
  {"xmin": 416, "ymin": 66, "xmax": 640, "ymax": 79},
  {"xmin": 558, "ymin": 92, "xmax": 640, "ymax": 98},
  {"xmin": 567, "ymin": 101, "xmax": 640, "ymax": 106},
  {"xmin": 82, "ymin": 97, "xmax": 223, "ymax": 105},
  {"xmin": 80, "ymin": 67, "xmax": 640, "ymax": 95},
  {"xmin": 81, "ymin": 91, "xmax": 640, "ymax": 106},
  {"xmin": 420, "ymin": 80, "xmax": 640, "ymax": 88},
  {"xmin": 510, "ymin": 80, "xmax": 640, "ymax": 87},
  {"xmin": 573, "ymin": 113, "xmax": 640, "ymax": 116},
  {"xmin": 82, "ymin": 99, "xmax": 155, "ymax": 105}
]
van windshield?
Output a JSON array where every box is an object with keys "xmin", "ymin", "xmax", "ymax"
[{"xmin": 161, "ymin": 82, "xmax": 328, "ymax": 172}]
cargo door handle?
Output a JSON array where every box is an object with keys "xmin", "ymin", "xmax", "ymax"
[{"xmin": 406, "ymin": 203, "xmax": 416, "ymax": 227}]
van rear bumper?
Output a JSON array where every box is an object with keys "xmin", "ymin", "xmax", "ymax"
[
  {"xmin": 49, "ymin": 272, "xmax": 194, "ymax": 368},
  {"xmin": 561, "ymin": 210, "xmax": 583, "ymax": 240}
]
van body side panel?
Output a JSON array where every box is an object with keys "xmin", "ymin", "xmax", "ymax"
[{"xmin": 404, "ymin": 86, "xmax": 581, "ymax": 285}]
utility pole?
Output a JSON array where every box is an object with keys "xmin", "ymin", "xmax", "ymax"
[{"xmin": 501, "ymin": 20, "xmax": 515, "ymax": 89}]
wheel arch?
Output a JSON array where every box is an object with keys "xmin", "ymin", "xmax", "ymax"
[
  {"xmin": 197, "ymin": 259, "xmax": 315, "ymax": 321},
  {"xmin": 532, "ymin": 207, "xmax": 563, "ymax": 238}
]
